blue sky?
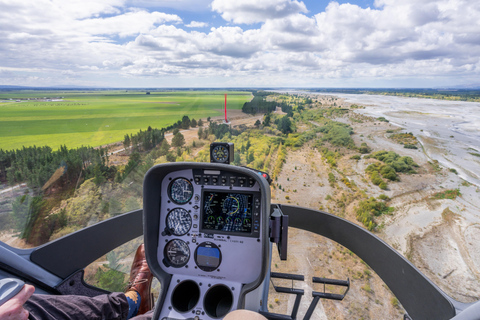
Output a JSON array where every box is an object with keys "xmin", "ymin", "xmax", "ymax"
[{"xmin": 0, "ymin": 0, "xmax": 479, "ymax": 88}]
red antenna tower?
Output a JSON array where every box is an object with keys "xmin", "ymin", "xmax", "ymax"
[{"xmin": 224, "ymin": 93, "xmax": 228, "ymax": 123}]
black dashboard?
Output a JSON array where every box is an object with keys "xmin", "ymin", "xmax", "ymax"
[{"xmin": 143, "ymin": 163, "xmax": 271, "ymax": 320}]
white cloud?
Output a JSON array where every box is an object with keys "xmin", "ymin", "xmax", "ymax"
[
  {"xmin": 127, "ymin": 0, "xmax": 212, "ymax": 11},
  {"xmin": 211, "ymin": 0, "xmax": 307, "ymax": 24},
  {"xmin": 313, "ymin": 0, "xmax": 480, "ymax": 67},
  {"xmin": 196, "ymin": 27, "xmax": 263, "ymax": 58},
  {"xmin": 76, "ymin": 10, "xmax": 182, "ymax": 37},
  {"xmin": 51, "ymin": 0, "xmax": 125, "ymax": 19},
  {"xmin": 0, "ymin": 0, "xmax": 480, "ymax": 87},
  {"xmin": 185, "ymin": 21, "xmax": 209, "ymax": 28}
]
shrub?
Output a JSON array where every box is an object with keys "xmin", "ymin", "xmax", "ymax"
[
  {"xmin": 369, "ymin": 151, "xmax": 418, "ymax": 173},
  {"xmin": 359, "ymin": 142, "xmax": 371, "ymax": 154},
  {"xmin": 328, "ymin": 172, "xmax": 336, "ymax": 187},
  {"xmin": 432, "ymin": 189, "xmax": 461, "ymax": 200},
  {"xmin": 380, "ymin": 165, "xmax": 397, "ymax": 181},
  {"xmin": 378, "ymin": 194, "xmax": 390, "ymax": 201},
  {"xmin": 356, "ymin": 197, "xmax": 394, "ymax": 231},
  {"xmin": 362, "ymin": 284, "xmax": 373, "ymax": 293},
  {"xmin": 391, "ymin": 297, "xmax": 399, "ymax": 308},
  {"xmin": 371, "ymin": 172, "xmax": 383, "ymax": 186}
]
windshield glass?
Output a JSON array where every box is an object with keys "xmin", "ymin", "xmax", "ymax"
[{"xmin": 1, "ymin": 0, "xmax": 480, "ymax": 317}]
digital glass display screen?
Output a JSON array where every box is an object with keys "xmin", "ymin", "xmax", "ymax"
[
  {"xmin": 196, "ymin": 246, "xmax": 220, "ymax": 268},
  {"xmin": 202, "ymin": 191, "xmax": 253, "ymax": 233}
]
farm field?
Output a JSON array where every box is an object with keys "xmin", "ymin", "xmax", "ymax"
[{"xmin": 0, "ymin": 90, "xmax": 252, "ymax": 151}]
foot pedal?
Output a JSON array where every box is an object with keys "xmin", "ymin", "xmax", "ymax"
[
  {"xmin": 303, "ymin": 277, "xmax": 350, "ymax": 320},
  {"xmin": 312, "ymin": 277, "xmax": 350, "ymax": 301},
  {"xmin": 260, "ymin": 272, "xmax": 305, "ymax": 320}
]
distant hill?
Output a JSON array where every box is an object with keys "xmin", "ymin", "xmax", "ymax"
[
  {"xmin": 0, "ymin": 85, "xmax": 102, "ymax": 90},
  {"xmin": 0, "ymin": 85, "xmax": 33, "ymax": 90}
]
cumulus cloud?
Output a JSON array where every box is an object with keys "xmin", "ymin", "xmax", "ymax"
[
  {"xmin": 51, "ymin": 0, "xmax": 125, "ymax": 19},
  {"xmin": 76, "ymin": 10, "xmax": 182, "ymax": 37},
  {"xmin": 0, "ymin": 0, "xmax": 480, "ymax": 86},
  {"xmin": 185, "ymin": 21, "xmax": 209, "ymax": 28},
  {"xmin": 313, "ymin": 0, "xmax": 480, "ymax": 67},
  {"xmin": 211, "ymin": 0, "xmax": 308, "ymax": 24}
]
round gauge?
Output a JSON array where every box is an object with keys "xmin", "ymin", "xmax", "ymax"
[
  {"xmin": 166, "ymin": 208, "xmax": 192, "ymax": 236},
  {"xmin": 164, "ymin": 239, "xmax": 190, "ymax": 268},
  {"xmin": 195, "ymin": 242, "xmax": 221, "ymax": 272},
  {"xmin": 211, "ymin": 145, "xmax": 229, "ymax": 163},
  {"xmin": 169, "ymin": 178, "xmax": 193, "ymax": 204},
  {"xmin": 223, "ymin": 196, "xmax": 240, "ymax": 215}
]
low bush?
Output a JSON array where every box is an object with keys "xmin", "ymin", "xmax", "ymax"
[
  {"xmin": 432, "ymin": 189, "xmax": 461, "ymax": 200},
  {"xmin": 319, "ymin": 122, "xmax": 355, "ymax": 148},
  {"xmin": 356, "ymin": 197, "xmax": 394, "ymax": 231}
]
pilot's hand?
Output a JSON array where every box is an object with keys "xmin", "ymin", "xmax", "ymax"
[
  {"xmin": 0, "ymin": 284, "xmax": 35, "ymax": 320},
  {"xmin": 224, "ymin": 309, "xmax": 267, "ymax": 320}
]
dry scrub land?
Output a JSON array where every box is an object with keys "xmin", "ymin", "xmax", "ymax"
[{"xmin": 267, "ymin": 95, "xmax": 480, "ymax": 319}]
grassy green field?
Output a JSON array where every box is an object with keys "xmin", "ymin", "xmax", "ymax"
[{"xmin": 0, "ymin": 90, "xmax": 252, "ymax": 151}]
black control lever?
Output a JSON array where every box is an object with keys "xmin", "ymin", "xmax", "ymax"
[{"xmin": 269, "ymin": 204, "xmax": 288, "ymax": 260}]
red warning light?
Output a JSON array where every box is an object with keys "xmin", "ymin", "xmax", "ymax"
[{"xmin": 262, "ymin": 173, "xmax": 267, "ymax": 178}]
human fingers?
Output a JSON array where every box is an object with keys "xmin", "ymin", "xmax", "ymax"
[
  {"xmin": 223, "ymin": 310, "xmax": 267, "ymax": 320},
  {"xmin": 0, "ymin": 285, "xmax": 33, "ymax": 320},
  {"xmin": 12, "ymin": 284, "xmax": 35, "ymax": 305}
]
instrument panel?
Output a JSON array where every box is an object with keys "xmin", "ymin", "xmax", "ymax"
[
  {"xmin": 143, "ymin": 163, "xmax": 271, "ymax": 320},
  {"xmin": 159, "ymin": 169, "xmax": 262, "ymax": 280}
]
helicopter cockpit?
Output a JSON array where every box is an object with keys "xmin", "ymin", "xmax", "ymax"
[{"xmin": 1, "ymin": 142, "xmax": 480, "ymax": 320}]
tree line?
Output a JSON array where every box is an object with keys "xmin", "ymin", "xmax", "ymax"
[
  {"xmin": 123, "ymin": 126, "xmax": 165, "ymax": 153},
  {"xmin": 242, "ymin": 91, "xmax": 287, "ymax": 114},
  {"xmin": 0, "ymin": 145, "xmax": 111, "ymax": 189}
]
